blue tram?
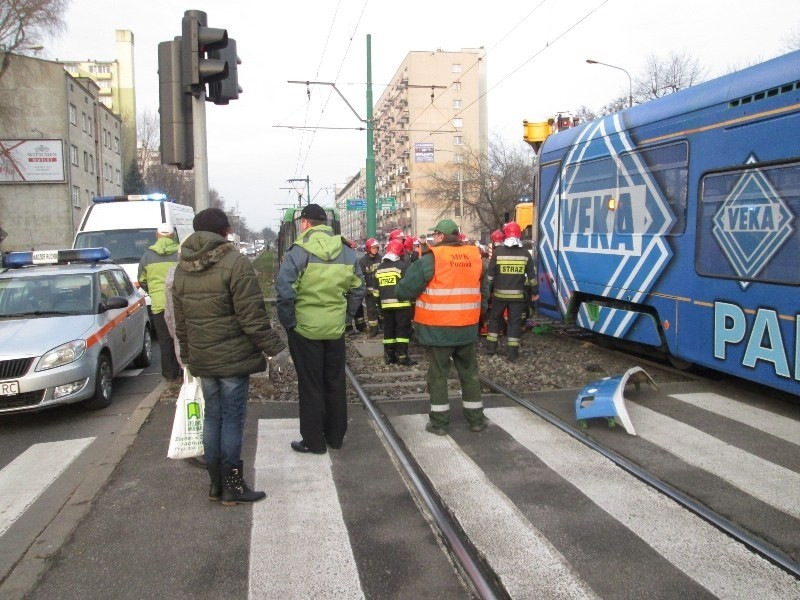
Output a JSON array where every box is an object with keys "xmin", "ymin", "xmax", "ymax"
[{"xmin": 535, "ymin": 50, "xmax": 800, "ymax": 395}]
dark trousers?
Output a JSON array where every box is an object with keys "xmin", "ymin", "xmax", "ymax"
[
  {"xmin": 488, "ymin": 300, "xmax": 527, "ymax": 347},
  {"xmin": 287, "ymin": 329, "xmax": 348, "ymax": 452},
  {"xmin": 365, "ymin": 294, "xmax": 381, "ymax": 328},
  {"xmin": 152, "ymin": 311, "xmax": 181, "ymax": 379}
]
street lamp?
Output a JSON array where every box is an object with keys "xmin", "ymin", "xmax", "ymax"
[{"xmin": 586, "ymin": 59, "xmax": 632, "ymax": 108}]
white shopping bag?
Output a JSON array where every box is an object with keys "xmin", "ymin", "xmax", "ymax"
[{"xmin": 167, "ymin": 369, "xmax": 205, "ymax": 459}]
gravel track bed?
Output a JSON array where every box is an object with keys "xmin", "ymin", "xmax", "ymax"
[{"xmin": 255, "ymin": 326, "xmax": 693, "ymax": 404}]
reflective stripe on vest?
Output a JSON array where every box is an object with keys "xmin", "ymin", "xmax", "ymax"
[{"xmin": 415, "ymin": 245, "xmax": 481, "ymax": 326}]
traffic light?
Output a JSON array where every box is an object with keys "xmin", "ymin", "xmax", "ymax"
[
  {"xmin": 207, "ymin": 39, "xmax": 242, "ymax": 105},
  {"xmin": 180, "ymin": 9, "xmax": 228, "ymax": 93},
  {"xmin": 158, "ymin": 39, "xmax": 193, "ymax": 169}
]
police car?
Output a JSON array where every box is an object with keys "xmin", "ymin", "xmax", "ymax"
[{"xmin": 0, "ymin": 248, "xmax": 151, "ymax": 414}]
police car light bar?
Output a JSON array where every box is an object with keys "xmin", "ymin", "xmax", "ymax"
[
  {"xmin": 93, "ymin": 193, "xmax": 168, "ymax": 203},
  {"xmin": 2, "ymin": 248, "xmax": 111, "ymax": 268}
]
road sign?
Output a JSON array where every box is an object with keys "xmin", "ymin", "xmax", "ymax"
[
  {"xmin": 346, "ymin": 198, "xmax": 366, "ymax": 211},
  {"xmin": 378, "ymin": 197, "xmax": 396, "ymax": 210}
]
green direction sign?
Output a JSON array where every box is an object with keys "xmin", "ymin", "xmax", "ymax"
[{"xmin": 378, "ymin": 197, "xmax": 396, "ymax": 210}]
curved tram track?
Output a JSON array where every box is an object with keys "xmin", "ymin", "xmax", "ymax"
[{"xmin": 342, "ymin": 332, "xmax": 800, "ymax": 598}]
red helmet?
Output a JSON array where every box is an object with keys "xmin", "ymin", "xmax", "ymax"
[
  {"xmin": 458, "ymin": 233, "xmax": 468, "ymax": 242},
  {"xmin": 403, "ymin": 237, "xmax": 414, "ymax": 252},
  {"xmin": 388, "ymin": 229, "xmax": 406, "ymax": 241},
  {"xmin": 490, "ymin": 229, "xmax": 505, "ymax": 243},
  {"xmin": 365, "ymin": 237, "xmax": 379, "ymax": 250},
  {"xmin": 503, "ymin": 221, "xmax": 522, "ymax": 238},
  {"xmin": 386, "ymin": 239, "xmax": 405, "ymax": 255}
]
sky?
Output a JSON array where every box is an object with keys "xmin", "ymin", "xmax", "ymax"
[{"xmin": 45, "ymin": 0, "xmax": 799, "ymax": 233}]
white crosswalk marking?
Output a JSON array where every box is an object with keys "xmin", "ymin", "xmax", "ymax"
[
  {"xmin": 626, "ymin": 402, "xmax": 800, "ymax": 519},
  {"xmin": 487, "ymin": 407, "xmax": 800, "ymax": 600},
  {"xmin": 250, "ymin": 419, "xmax": 364, "ymax": 600},
  {"xmin": 0, "ymin": 437, "xmax": 95, "ymax": 537},
  {"xmin": 394, "ymin": 413, "xmax": 599, "ymax": 600},
  {"xmin": 670, "ymin": 392, "xmax": 800, "ymax": 445}
]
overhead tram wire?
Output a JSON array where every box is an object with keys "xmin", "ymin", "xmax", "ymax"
[
  {"xmin": 292, "ymin": 0, "xmax": 344, "ymax": 177},
  {"xmin": 295, "ymin": 0, "xmax": 370, "ymax": 178},
  {"xmin": 404, "ymin": 0, "xmax": 551, "ymax": 132},
  {"xmin": 416, "ymin": 0, "xmax": 609, "ymax": 145}
]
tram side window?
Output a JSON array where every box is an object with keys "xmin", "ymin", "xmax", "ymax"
[
  {"xmin": 619, "ymin": 142, "xmax": 688, "ymax": 235},
  {"xmin": 697, "ymin": 162, "xmax": 800, "ymax": 285},
  {"xmin": 562, "ymin": 157, "xmax": 615, "ymax": 239}
]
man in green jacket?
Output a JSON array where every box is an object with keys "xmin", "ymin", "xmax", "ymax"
[
  {"xmin": 173, "ymin": 208, "xmax": 288, "ymax": 506},
  {"xmin": 138, "ymin": 224, "xmax": 181, "ymax": 380},
  {"xmin": 276, "ymin": 204, "xmax": 366, "ymax": 454}
]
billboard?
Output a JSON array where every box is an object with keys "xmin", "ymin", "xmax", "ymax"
[
  {"xmin": 0, "ymin": 139, "xmax": 65, "ymax": 183},
  {"xmin": 415, "ymin": 142, "xmax": 434, "ymax": 163}
]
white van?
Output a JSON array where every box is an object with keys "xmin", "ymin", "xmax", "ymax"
[{"xmin": 73, "ymin": 194, "xmax": 195, "ymax": 299}]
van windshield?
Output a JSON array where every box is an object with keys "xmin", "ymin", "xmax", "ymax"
[{"xmin": 74, "ymin": 229, "xmax": 156, "ymax": 263}]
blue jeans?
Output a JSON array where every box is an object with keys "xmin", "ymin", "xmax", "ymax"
[{"xmin": 200, "ymin": 375, "xmax": 250, "ymax": 466}]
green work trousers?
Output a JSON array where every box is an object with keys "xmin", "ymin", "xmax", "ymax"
[{"xmin": 426, "ymin": 343, "xmax": 484, "ymax": 428}]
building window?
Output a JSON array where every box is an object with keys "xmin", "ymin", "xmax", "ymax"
[
  {"xmin": 72, "ymin": 186, "xmax": 80, "ymax": 208},
  {"xmin": 453, "ymin": 81, "xmax": 461, "ymax": 91},
  {"xmin": 87, "ymin": 117, "xmax": 92, "ymax": 136},
  {"xmin": 116, "ymin": 169, "xmax": 121, "ymax": 185},
  {"xmin": 70, "ymin": 145, "xmax": 79, "ymax": 166},
  {"xmin": 89, "ymin": 154, "xmax": 94, "ymax": 174},
  {"xmin": 82, "ymin": 112, "xmax": 87, "ymax": 132},
  {"xmin": 455, "ymin": 154, "xmax": 464, "ymax": 164},
  {"xmin": 114, "ymin": 137, "xmax": 120, "ymax": 153},
  {"xmin": 453, "ymin": 99, "xmax": 462, "ymax": 109},
  {"xmin": 84, "ymin": 151, "xmax": 89, "ymax": 171},
  {"xmin": 69, "ymin": 104, "xmax": 77, "ymax": 125},
  {"xmin": 86, "ymin": 189, "xmax": 92, "ymax": 204},
  {"xmin": 452, "ymin": 63, "xmax": 462, "ymax": 73},
  {"xmin": 453, "ymin": 117, "xmax": 463, "ymax": 129},
  {"xmin": 453, "ymin": 136, "xmax": 463, "ymax": 145}
]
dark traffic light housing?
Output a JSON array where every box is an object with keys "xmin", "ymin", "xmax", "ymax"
[
  {"xmin": 207, "ymin": 39, "xmax": 242, "ymax": 105},
  {"xmin": 158, "ymin": 39, "xmax": 193, "ymax": 169},
  {"xmin": 181, "ymin": 9, "xmax": 228, "ymax": 93}
]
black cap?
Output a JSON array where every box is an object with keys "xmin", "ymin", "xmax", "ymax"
[
  {"xmin": 193, "ymin": 208, "xmax": 230, "ymax": 235},
  {"xmin": 300, "ymin": 203, "xmax": 327, "ymax": 222}
]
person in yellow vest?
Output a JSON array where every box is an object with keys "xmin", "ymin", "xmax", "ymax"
[{"xmin": 395, "ymin": 219, "xmax": 489, "ymax": 434}]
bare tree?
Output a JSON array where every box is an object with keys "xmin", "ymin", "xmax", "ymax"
[
  {"xmin": 0, "ymin": 0, "xmax": 69, "ymax": 78},
  {"xmin": 136, "ymin": 108, "xmax": 160, "ymax": 179},
  {"xmin": 634, "ymin": 52, "xmax": 706, "ymax": 102},
  {"xmin": 423, "ymin": 136, "xmax": 534, "ymax": 235},
  {"xmin": 784, "ymin": 27, "xmax": 800, "ymax": 52}
]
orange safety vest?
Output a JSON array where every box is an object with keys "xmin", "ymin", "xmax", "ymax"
[{"xmin": 415, "ymin": 244, "xmax": 482, "ymax": 326}]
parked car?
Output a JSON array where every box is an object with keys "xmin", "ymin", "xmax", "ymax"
[{"xmin": 0, "ymin": 248, "xmax": 152, "ymax": 414}]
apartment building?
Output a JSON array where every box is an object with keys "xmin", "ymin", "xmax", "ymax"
[
  {"xmin": 337, "ymin": 48, "xmax": 487, "ymax": 241},
  {"xmin": 0, "ymin": 53, "xmax": 123, "ymax": 251},
  {"xmin": 60, "ymin": 30, "xmax": 137, "ymax": 179}
]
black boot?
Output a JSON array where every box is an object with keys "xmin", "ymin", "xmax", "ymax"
[
  {"xmin": 486, "ymin": 339, "xmax": 498, "ymax": 355},
  {"xmin": 207, "ymin": 462, "xmax": 223, "ymax": 501},
  {"xmin": 384, "ymin": 346, "xmax": 397, "ymax": 365},
  {"xmin": 508, "ymin": 345, "xmax": 520, "ymax": 362},
  {"xmin": 221, "ymin": 462, "xmax": 266, "ymax": 506}
]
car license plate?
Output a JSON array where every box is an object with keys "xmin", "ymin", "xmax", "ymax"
[{"xmin": 0, "ymin": 381, "xmax": 20, "ymax": 395}]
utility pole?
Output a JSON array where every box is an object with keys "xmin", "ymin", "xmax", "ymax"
[{"xmin": 287, "ymin": 177, "xmax": 310, "ymax": 206}]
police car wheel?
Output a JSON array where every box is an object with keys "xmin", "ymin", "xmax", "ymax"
[
  {"xmin": 133, "ymin": 326, "xmax": 153, "ymax": 368},
  {"xmin": 83, "ymin": 354, "xmax": 113, "ymax": 410}
]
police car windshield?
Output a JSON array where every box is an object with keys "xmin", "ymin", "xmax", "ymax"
[
  {"xmin": 74, "ymin": 228, "xmax": 155, "ymax": 263},
  {"xmin": 0, "ymin": 274, "xmax": 95, "ymax": 317}
]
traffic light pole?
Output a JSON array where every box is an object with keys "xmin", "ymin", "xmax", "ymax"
[{"xmin": 192, "ymin": 90, "xmax": 210, "ymax": 210}]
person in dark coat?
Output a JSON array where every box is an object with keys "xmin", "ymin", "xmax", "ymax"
[{"xmin": 173, "ymin": 208, "xmax": 288, "ymax": 506}]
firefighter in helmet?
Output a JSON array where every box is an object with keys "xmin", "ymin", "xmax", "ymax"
[
  {"xmin": 485, "ymin": 221, "xmax": 537, "ymax": 361},
  {"xmin": 359, "ymin": 238, "xmax": 383, "ymax": 336},
  {"xmin": 375, "ymin": 239, "xmax": 415, "ymax": 365}
]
